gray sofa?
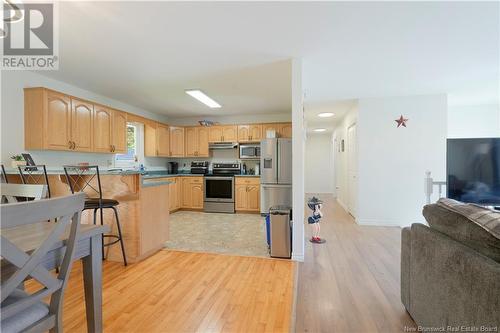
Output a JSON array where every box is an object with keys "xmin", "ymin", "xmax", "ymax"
[{"xmin": 401, "ymin": 198, "xmax": 500, "ymax": 329}]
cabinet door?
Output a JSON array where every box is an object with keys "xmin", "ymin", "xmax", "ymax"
[
  {"xmin": 237, "ymin": 125, "xmax": 250, "ymax": 142},
  {"xmin": 93, "ymin": 105, "xmax": 113, "ymax": 153},
  {"xmin": 71, "ymin": 98, "xmax": 93, "ymax": 152},
  {"xmin": 175, "ymin": 178, "xmax": 182, "ymax": 209},
  {"xmin": 168, "ymin": 178, "xmax": 176, "ymax": 211},
  {"xmin": 185, "ymin": 127, "xmax": 198, "ymax": 157},
  {"xmin": 222, "ymin": 125, "xmax": 237, "ymax": 142},
  {"xmin": 45, "ymin": 91, "xmax": 71, "ymax": 150},
  {"xmin": 279, "ymin": 123, "xmax": 292, "ymax": 138},
  {"xmin": 197, "ymin": 127, "xmax": 209, "ymax": 157},
  {"xmin": 112, "ymin": 110, "xmax": 127, "ymax": 153},
  {"xmin": 144, "ymin": 121, "xmax": 157, "ymax": 157},
  {"xmin": 262, "ymin": 123, "xmax": 280, "ymax": 138},
  {"xmin": 249, "ymin": 124, "xmax": 263, "ymax": 142},
  {"xmin": 208, "ymin": 126, "xmax": 223, "ymax": 142},
  {"xmin": 156, "ymin": 123, "xmax": 170, "ymax": 157},
  {"xmin": 182, "ymin": 178, "xmax": 192, "ymax": 208},
  {"xmin": 170, "ymin": 126, "xmax": 185, "ymax": 157},
  {"xmin": 246, "ymin": 185, "xmax": 260, "ymax": 211},
  {"xmin": 191, "ymin": 184, "xmax": 204, "ymax": 209},
  {"xmin": 235, "ymin": 185, "xmax": 248, "ymax": 210}
]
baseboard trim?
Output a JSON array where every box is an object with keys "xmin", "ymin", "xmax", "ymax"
[{"xmin": 292, "ymin": 253, "xmax": 304, "ymax": 262}]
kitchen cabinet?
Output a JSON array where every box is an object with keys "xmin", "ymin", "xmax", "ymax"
[
  {"xmin": 156, "ymin": 123, "xmax": 170, "ymax": 157},
  {"xmin": 181, "ymin": 177, "xmax": 204, "ymax": 209},
  {"xmin": 209, "ymin": 125, "xmax": 237, "ymax": 142},
  {"xmin": 185, "ymin": 126, "xmax": 209, "ymax": 157},
  {"xmin": 112, "ymin": 110, "xmax": 127, "ymax": 153},
  {"xmin": 70, "ymin": 98, "xmax": 94, "ymax": 152},
  {"xmin": 93, "ymin": 105, "xmax": 113, "ymax": 153},
  {"xmin": 144, "ymin": 120, "xmax": 158, "ymax": 157},
  {"xmin": 235, "ymin": 177, "xmax": 260, "ymax": 212},
  {"xmin": 166, "ymin": 177, "xmax": 181, "ymax": 212},
  {"xmin": 279, "ymin": 122, "xmax": 292, "ymax": 138},
  {"xmin": 238, "ymin": 124, "xmax": 262, "ymax": 142},
  {"xmin": 169, "ymin": 126, "xmax": 185, "ymax": 157}
]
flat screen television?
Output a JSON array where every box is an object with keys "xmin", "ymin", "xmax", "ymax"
[{"xmin": 447, "ymin": 138, "xmax": 500, "ymax": 206}]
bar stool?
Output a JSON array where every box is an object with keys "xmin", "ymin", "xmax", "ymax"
[
  {"xmin": 18, "ymin": 164, "xmax": 51, "ymax": 198},
  {"xmin": 1, "ymin": 164, "xmax": 8, "ymax": 183},
  {"xmin": 63, "ymin": 165, "xmax": 127, "ymax": 266}
]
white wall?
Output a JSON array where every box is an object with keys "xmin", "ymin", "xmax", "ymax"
[
  {"xmin": 333, "ymin": 102, "xmax": 358, "ymax": 211},
  {"xmin": 168, "ymin": 113, "xmax": 291, "ymax": 126},
  {"xmin": 356, "ymin": 94, "xmax": 447, "ymax": 226},
  {"xmin": 448, "ymin": 104, "xmax": 500, "ymax": 138},
  {"xmin": 291, "ymin": 58, "xmax": 305, "ymax": 262},
  {"xmin": 305, "ymin": 133, "xmax": 334, "ymax": 193},
  {"xmin": 1, "ymin": 71, "xmax": 169, "ymax": 168}
]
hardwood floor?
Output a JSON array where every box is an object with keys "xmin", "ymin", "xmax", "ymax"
[
  {"xmin": 294, "ymin": 194, "xmax": 416, "ymax": 332},
  {"xmin": 28, "ymin": 250, "xmax": 295, "ymax": 332}
]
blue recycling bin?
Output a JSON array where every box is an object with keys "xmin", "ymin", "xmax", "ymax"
[{"xmin": 265, "ymin": 214, "xmax": 271, "ymax": 248}]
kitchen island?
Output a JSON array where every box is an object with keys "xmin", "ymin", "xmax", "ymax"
[{"xmin": 5, "ymin": 170, "xmax": 171, "ymax": 264}]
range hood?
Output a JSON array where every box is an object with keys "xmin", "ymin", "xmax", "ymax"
[{"xmin": 209, "ymin": 142, "xmax": 238, "ymax": 150}]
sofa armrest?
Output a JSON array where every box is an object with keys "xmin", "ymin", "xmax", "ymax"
[{"xmin": 401, "ymin": 226, "xmax": 411, "ymax": 310}]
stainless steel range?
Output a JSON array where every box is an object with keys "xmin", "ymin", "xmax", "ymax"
[{"xmin": 204, "ymin": 163, "xmax": 240, "ymax": 213}]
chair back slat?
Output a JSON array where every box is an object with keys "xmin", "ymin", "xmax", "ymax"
[
  {"xmin": 18, "ymin": 165, "xmax": 51, "ymax": 198},
  {"xmin": 63, "ymin": 165, "xmax": 103, "ymax": 199},
  {"xmin": 0, "ymin": 193, "xmax": 85, "ymax": 324},
  {"xmin": 1, "ymin": 164, "xmax": 8, "ymax": 184},
  {"xmin": 0, "ymin": 183, "xmax": 47, "ymax": 203}
]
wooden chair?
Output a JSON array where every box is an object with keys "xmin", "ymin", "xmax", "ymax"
[
  {"xmin": 0, "ymin": 193, "xmax": 86, "ymax": 333},
  {"xmin": 18, "ymin": 165, "xmax": 51, "ymax": 198},
  {"xmin": 1, "ymin": 164, "xmax": 8, "ymax": 183},
  {"xmin": 0, "ymin": 183, "xmax": 47, "ymax": 203},
  {"xmin": 64, "ymin": 165, "xmax": 127, "ymax": 266}
]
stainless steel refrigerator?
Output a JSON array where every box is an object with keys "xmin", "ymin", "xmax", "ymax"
[{"xmin": 260, "ymin": 138, "xmax": 292, "ymax": 214}]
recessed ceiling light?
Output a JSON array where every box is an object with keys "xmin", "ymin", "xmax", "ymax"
[
  {"xmin": 313, "ymin": 128, "xmax": 327, "ymax": 132},
  {"xmin": 318, "ymin": 112, "xmax": 334, "ymax": 118},
  {"xmin": 185, "ymin": 90, "xmax": 221, "ymax": 108}
]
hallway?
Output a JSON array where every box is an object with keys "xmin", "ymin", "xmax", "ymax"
[{"xmin": 295, "ymin": 194, "xmax": 416, "ymax": 332}]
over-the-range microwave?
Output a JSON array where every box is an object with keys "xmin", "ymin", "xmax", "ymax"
[{"xmin": 239, "ymin": 144, "xmax": 260, "ymax": 160}]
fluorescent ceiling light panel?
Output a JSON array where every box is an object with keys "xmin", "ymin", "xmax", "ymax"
[
  {"xmin": 313, "ymin": 128, "xmax": 327, "ymax": 132},
  {"xmin": 185, "ymin": 90, "xmax": 221, "ymax": 108},
  {"xmin": 318, "ymin": 112, "xmax": 334, "ymax": 118}
]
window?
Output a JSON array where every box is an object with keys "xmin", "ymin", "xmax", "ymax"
[{"xmin": 115, "ymin": 123, "xmax": 144, "ymax": 168}]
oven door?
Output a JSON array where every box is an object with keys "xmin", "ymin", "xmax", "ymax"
[{"xmin": 204, "ymin": 177, "xmax": 234, "ymax": 203}]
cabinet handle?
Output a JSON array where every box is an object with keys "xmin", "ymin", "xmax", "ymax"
[
  {"xmin": 156, "ymin": 149, "xmax": 159, "ymax": 155},
  {"xmin": 72, "ymin": 141, "xmax": 76, "ymax": 150},
  {"xmin": 68, "ymin": 141, "xmax": 72, "ymax": 149},
  {"xmin": 113, "ymin": 145, "xmax": 116, "ymax": 152}
]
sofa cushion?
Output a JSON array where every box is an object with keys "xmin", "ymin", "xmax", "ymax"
[{"xmin": 422, "ymin": 198, "xmax": 500, "ymax": 263}]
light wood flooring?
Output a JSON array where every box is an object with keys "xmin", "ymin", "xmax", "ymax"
[
  {"xmin": 29, "ymin": 250, "xmax": 295, "ymax": 332},
  {"xmin": 294, "ymin": 194, "xmax": 416, "ymax": 332}
]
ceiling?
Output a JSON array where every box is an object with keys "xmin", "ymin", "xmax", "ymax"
[
  {"xmin": 38, "ymin": 1, "xmax": 499, "ymax": 119},
  {"xmin": 304, "ymin": 100, "xmax": 356, "ymax": 134}
]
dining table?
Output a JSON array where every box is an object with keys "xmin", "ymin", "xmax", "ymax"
[{"xmin": 0, "ymin": 221, "xmax": 109, "ymax": 333}]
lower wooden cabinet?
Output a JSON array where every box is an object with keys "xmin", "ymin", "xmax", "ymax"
[
  {"xmin": 235, "ymin": 177, "xmax": 260, "ymax": 212},
  {"xmin": 166, "ymin": 177, "xmax": 182, "ymax": 212},
  {"xmin": 181, "ymin": 177, "xmax": 204, "ymax": 209}
]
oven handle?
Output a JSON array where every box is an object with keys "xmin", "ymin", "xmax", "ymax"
[{"xmin": 204, "ymin": 176, "xmax": 234, "ymax": 181}]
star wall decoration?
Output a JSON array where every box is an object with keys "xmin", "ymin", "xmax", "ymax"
[{"xmin": 395, "ymin": 115, "xmax": 409, "ymax": 128}]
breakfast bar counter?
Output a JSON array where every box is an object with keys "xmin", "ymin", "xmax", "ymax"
[{"xmin": 5, "ymin": 171, "xmax": 171, "ymax": 264}]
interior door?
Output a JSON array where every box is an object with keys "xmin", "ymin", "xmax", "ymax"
[{"xmin": 347, "ymin": 124, "xmax": 357, "ymax": 218}]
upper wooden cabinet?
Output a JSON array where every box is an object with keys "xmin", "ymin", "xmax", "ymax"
[
  {"xmin": 156, "ymin": 123, "xmax": 171, "ymax": 157},
  {"xmin": 70, "ymin": 98, "xmax": 94, "ymax": 152},
  {"xmin": 144, "ymin": 120, "xmax": 158, "ymax": 157},
  {"xmin": 93, "ymin": 105, "xmax": 113, "ymax": 153},
  {"xmin": 262, "ymin": 122, "xmax": 292, "ymax": 139},
  {"xmin": 279, "ymin": 122, "xmax": 292, "ymax": 138},
  {"xmin": 43, "ymin": 90, "xmax": 71, "ymax": 150},
  {"xmin": 209, "ymin": 125, "xmax": 237, "ymax": 142},
  {"xmin": 112, "ymin": 110, "xmax": 127, "ymax": 154},
  {"xmin": 238, "ymin": 124, "xmax": 262, "ymax": 142},
  {"xmin": 185, "ymin": 127, "xmax": 209, "ymax": 157},
  {"xmin": 169, "ymin": 126, "xmax": 185, "ymax": 157}
]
